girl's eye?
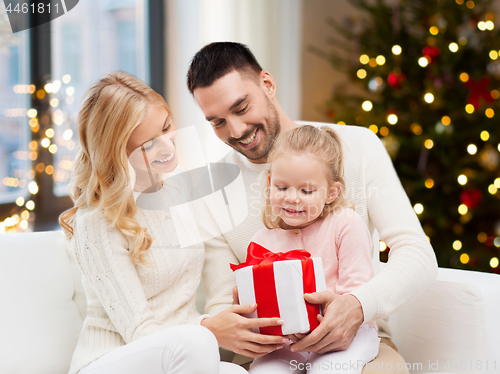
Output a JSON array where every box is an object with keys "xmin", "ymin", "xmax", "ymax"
[
  {"xmin": 301, "ymin": 190, "xmax": 314, "ymax": 195},
  {"xmin": 276, "ymin": 186, "xmax": 287, "ymax": 191},
  {"xmin": 236, "ymin": 105, "xmax": 248, "ymax": 114}
]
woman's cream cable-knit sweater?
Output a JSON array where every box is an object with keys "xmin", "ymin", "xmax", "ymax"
[{"xmin": 67, "ymin": 186, "xmax": 233, "ymax": 374}]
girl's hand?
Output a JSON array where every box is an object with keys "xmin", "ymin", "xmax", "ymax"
[
  {"xmin": 201, "ymin": 304, "xmax": 287, "ymax": 358},
  {"xmin": 286, "ymin": 333, "xmax": 307, "ymax": 343}
]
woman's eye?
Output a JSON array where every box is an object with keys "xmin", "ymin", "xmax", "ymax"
[
  {"xmin": 142, "ymin": 140, "xmax": 154, "ymax": 150},
  {"xmin": 162, "ymin": 124, "xmax": 171, "ymax": 133}
]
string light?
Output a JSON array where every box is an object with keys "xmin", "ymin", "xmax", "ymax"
[
  {"xmin": 458, "ymin": 174, "xmax": 468, "ymax": 185},
  {"xmin": 458, "ymin": 204, "xmax": 468, "ymax": 215},
  {"xmin": 488, "ymin": 184, "xmax": 497, "ymax": 194},
  {"xmin": 362, "ymin": 101, "xmax": 373, "ymax": 111},
  {"xmin": 359, "ymin": 55, "xmax": 369, "ymax": 64},
  {"xmin": 467, "ymin": 144, "xmax": 477, "ymax": 154},
  {"xmin": 418, "ymin": 57, "xmax": 429, "ymax": 67},
  {"xmin": 441, "ymin": 116, "xmax": 451, "ymax": 125},
  {"xmin": 414, "ymin": 203, "xmax": 424, "ymax": 214},
  {"xmin": 369, "ymin": 124, "xmax": 378, "ymax": 134},
  {"xmin": 376, "ymin": 55, "xmax": 386, "ymax": 65},
  {"xmin": 26, "ymin": 201, "xmax": 35, "ymax": 210},
  {"xmin": 478, "ymin": 21, "xmax": 487, "ymax": 31},
  {"xmin": 449, "ymin": 43, "xmax": 459, "ymax": 52},
  {"xmin": 429, "ymin": 26, "xmax": 439, "ymax": 35},
  {"xmin": 425, "ymin": 178, "xmax": 434, "ymax": 188},
  {"xmin": 453, "ymin": 240, "xmax": 462, "ymax": 250},
  {"xmin": 460, "ymin": 253, "xmax": 470, "ymax": 264},
  {"xmin": 357, "ymin": 69, "xmax": 367, "ymax": 79},
  {"xmin": 424, "ymin": 139, "xmax": 434, "ymax": 149},
  {"xmin": 424, "ymin": 93, "xmax": 434, "ymax": 103},
  {"xmin": 62, "ymin": 74, "xmax": 71, "ymax": 84},
  {"xmin": 490, "ymin": 50, "xmax": 498, "ymax": 60},
  {"xmin": 380, "ymin": 126, "xmax": 389, "ymax": 136},
  {"xmin": 485, "ymin": 108, "xmax": 494, "ymax": 118},
  {"xmin": 480, "ymin": 131, "xmax": 489, "ymax": 141},
  {"xmin": 379, "ymin": 241, "xmax": 387, "ymax": 252},
  {"xmin": 460, "ymin": 72, "xmax": 469, "ymax": 82},
  {"xmin": 490, "ymin": 257, "xmax": 499, "ymax": 268},
  {"xmin": 387, "ymin": 114, "xmax": 398, "ymax": 125},
  {"xmin": 465, "ymin": 104, "xmax": 474, "ymax": 114},
  {"xmin": 392, "ymin": 45, "xmax": 402, "ymax": 55}
]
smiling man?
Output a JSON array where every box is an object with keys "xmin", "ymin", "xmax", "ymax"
[{"xmin": 187, "ymin": 42, "xmax": 438, "ymax": 373}]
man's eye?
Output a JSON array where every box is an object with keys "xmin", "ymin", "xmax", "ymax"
[
  {"xmin": 236, "ymin": 105, "xmax": 248, "ymax": 114},
  {"xmin": 211, "ymin": 119, "xmax": 225, "ymax": 127}
]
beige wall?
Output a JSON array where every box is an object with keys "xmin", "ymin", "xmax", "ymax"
[{"xmin": 301, "ymin": 0, "xmax": 361, "ymax": 122}]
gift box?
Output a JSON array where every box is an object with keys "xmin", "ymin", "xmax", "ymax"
[{"xmin": 230, "ymin": 242, "xmax": 327, "ymax": 336}]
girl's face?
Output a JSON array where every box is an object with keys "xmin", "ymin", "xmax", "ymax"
[
  {"xmin": 127, "ymin": 105, "xmax": 178, "ymax": 180},
  {"xmin": 269, "ymin": 153, "xmax": 339, "ymax": 229}
]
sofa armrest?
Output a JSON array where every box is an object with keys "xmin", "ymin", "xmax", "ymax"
[{"xmin": 389, "ymin": 267, "xmax": 500, "ymax": 374}]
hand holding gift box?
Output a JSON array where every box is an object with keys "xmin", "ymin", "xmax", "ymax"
[{"xmin": 230, "ymin": 242, "xmax": 327, "ymax": 336}]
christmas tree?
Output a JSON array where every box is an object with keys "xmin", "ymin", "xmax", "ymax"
[{"xmin": 319, "ymin": 0, "xmax": 500, "ymax": 273}]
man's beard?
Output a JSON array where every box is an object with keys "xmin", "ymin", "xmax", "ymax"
[{"xmin": 230, "ymin": 96, "xmax": 280, "ymax": 162}]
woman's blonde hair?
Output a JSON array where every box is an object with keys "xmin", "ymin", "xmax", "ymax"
[
  {"xmin": 59, "ymin": 71, "xmax": 170, "ymax": 265},
  {"xmin": 262, "ymin": 125, "xmax": 351, "ymax": 230}
]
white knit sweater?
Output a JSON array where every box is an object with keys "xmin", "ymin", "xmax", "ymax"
[
  {"xmin": 67, "ymin": 189, "xmax": 217, "ymax": 374},
  {"xmin": 201, "ymin": 122, "xmax": 438, "ymax": 338}
]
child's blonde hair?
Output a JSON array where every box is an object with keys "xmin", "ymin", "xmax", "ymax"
[{"xmin": 262, "ymin": 125, "xmax": 351, "ymax": 230}]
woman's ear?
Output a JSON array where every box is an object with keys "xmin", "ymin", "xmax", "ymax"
[{"xmin": 326, "ymin": 183, "xmax": 340, "ymax": 205}]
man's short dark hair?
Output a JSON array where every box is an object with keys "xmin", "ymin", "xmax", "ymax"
[{"xmin": 187, "ymin": 42, "xmax": 263, "ymax": 95}]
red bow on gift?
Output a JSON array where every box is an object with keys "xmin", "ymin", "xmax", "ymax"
[{"xmin": 230, "ymin": 242, "xmax": 311, "ymax": 271}]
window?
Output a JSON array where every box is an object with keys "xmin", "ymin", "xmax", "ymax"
[
  {"xmin": 0, "ymin": 28, "xmax": 31, "ymax": 205},
  {"xmin": 51, "ymin": 0, "xmax": 150, "ymax": 197},
  {"xmin": 0, "ymin": 0, "xmax": 164, "ymax": 232}
]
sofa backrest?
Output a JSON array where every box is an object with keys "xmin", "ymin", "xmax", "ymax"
[
  {"xmin": 389, "ymin": 267, "xmax": 500, "ymax": 374},
  {"xmin": 0, "ymin": 231, "xmax": 84, "ymax": 374}
]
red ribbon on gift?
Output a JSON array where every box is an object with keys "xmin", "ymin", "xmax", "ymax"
[{"xmin": 231, "ymin": 242, "xmax": 321, "ymax": 335}]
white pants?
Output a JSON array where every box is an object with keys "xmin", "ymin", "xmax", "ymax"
[
  {"xmin": 80, "ymin": 325, "xmax": 248, "ymax": 374},
  {"xmin": 249, "ymin": 324, "xmax": 380, "ymax": 374}
]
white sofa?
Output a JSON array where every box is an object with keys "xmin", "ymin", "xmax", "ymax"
[{"xmin": 1, "ymin": 230, "xmax": 499, "ymax": 374}]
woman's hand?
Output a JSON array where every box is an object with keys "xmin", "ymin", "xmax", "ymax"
[
  {"xmin": 288, "ymin": 291, "xmax": 364, "ymax": 354},
  {"xmin": 201, "ymin": 304, "xmax": 287, "ymax": 358}
]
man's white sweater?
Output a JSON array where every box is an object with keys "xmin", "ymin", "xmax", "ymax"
[{"xmin": 201, "ymin": 122, "xmax": 438, "ymax": 338}]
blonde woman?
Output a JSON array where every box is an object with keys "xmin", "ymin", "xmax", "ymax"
[{"xmin": 60, "ymin": 72, "xmax": 247, "ymax": 374}]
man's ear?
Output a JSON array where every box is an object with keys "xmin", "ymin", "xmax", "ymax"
[
  {"xmin": 326, "ymin": 184, "xmax": 341, "ymax": 205},
  {"xmin": 260, "ymin": 71, "xmax": 276, "ymax": 97}
]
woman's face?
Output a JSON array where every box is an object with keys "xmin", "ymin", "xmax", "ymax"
[{"xmin": 127, "ymin": 105, "xmax": 178, "ymax": 181}]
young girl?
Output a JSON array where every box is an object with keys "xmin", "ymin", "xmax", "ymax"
[
  {"xmin": 248, "ymin": 125, "xmax": 380, "ymax": 374},
  {"xmin": 60, "ymin": 72, "xmax": 247, "ymax": 374}
]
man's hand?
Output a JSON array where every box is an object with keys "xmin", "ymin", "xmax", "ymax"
[
  {"xmin": 201, "ymin": 303, "xmax": 287, "ymax": 358},
  {"xmin": 289, "ymin": 291, "xmax": 364, "ymax": 354}
]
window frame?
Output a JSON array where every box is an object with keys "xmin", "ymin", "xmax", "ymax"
[{"xmin": 0, "ymin": 0, "xmax": 165, "ymax": 231}]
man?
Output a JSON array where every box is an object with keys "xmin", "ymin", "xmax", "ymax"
[{"xmin": 187, "ymin": 42, "xmax": 438, "ymax": 372}]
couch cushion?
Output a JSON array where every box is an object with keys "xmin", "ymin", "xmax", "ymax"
[
  {"xmin": 389, "ymin": 267, "xmax": 500, "ymax": 374},
  {"xmin": 0, "ymin": 231, "xmax": 83, "ymax": 374}
]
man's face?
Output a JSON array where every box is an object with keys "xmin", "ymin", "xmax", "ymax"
[{"xmin": 193, "ymin": 70, "xmax": 280, "ymax": 164}]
